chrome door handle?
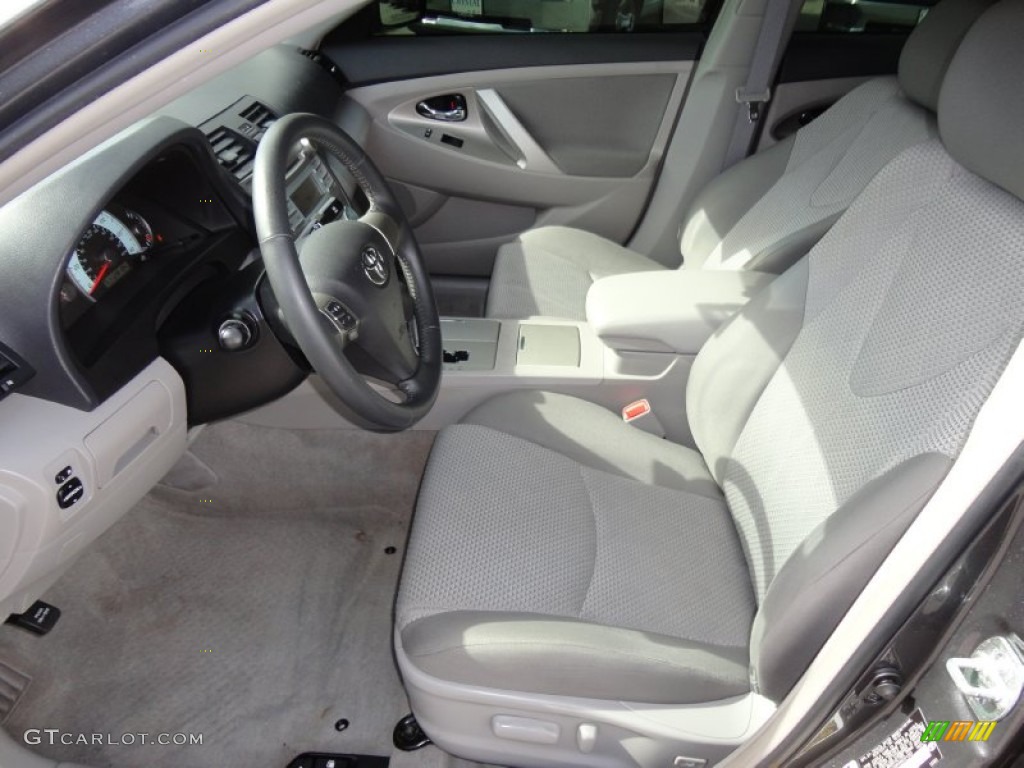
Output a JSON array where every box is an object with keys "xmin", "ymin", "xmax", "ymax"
[{"xmin": 416, "ymin": 94, "xmax": 467, "ymax": 122}]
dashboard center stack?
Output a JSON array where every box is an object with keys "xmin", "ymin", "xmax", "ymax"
[{"xmin": 285, "ymin": 145, "xmax": 352, "ymax": 237}]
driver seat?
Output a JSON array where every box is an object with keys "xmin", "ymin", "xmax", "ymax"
[{"xmin": 395, "ymin": 4, "xmax": 1024, "ymax": 766}]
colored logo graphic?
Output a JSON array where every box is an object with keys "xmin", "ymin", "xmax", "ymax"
[{"xmin": 920, "ymin": 720, "xmax": 997, "ymax": 743}]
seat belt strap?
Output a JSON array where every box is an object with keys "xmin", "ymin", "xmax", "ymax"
[{"xmin": 723, "ymin": 0, "xmax": 795, "ymax": 169}]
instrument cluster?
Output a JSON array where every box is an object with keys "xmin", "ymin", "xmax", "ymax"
[{"xmin": 58, "ymin": 196, "xmax": 207, "ymax": 332}]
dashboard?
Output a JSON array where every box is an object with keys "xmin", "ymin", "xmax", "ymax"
[
  {"xmin": 0, "ymin": 44, "xmax": 366, "ymax": 414},
  {"xmin": 0, "ymin": 43, "xmax": 370, "ymax": 621},
  {"xmin": 57, "ymin": 145, "xmax": 248, "ymax": 396}
]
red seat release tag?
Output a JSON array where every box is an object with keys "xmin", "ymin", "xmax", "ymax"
[{"xmin": 622, "ymin": 399, "xmax": 651, "ymax": 422}]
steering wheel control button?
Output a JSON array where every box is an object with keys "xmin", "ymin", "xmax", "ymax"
[
  {"xmin": 323, "ymin": 300, "xmax": 358, "ymax": 333},
  {"xmin": 55, "ymin": 466, "xmax": 74, "ymax": 485},
  {"xmin": 320, "ymin": 199, "xmax": 344, "ymax": 225},
  {"xmin": 360, "ymin": 246, "xmax": 389, "ymax": 287},
  {"xmin": 56, "ymin": 477, "xmax": 85, "ymax": 509}
]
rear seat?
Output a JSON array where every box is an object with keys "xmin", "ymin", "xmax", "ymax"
[{"xmin": 485, "ymin": 0, "xmax": 993, "ymax": 320}]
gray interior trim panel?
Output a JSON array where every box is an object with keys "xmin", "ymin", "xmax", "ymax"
[
  {"xmin": 0, "ymin": 358, "xmax": 187, "ymax": 621},
  {"xmin": 346, "ymin": 61, "xmax": 692, "ymax": 276}
]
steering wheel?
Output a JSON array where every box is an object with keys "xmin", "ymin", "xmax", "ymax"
[{"xmin": 252, "ymin": 113, "xmax": 441, "ymax": 431}]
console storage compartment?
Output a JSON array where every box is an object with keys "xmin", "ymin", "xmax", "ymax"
[
  {"xmin": 517, "ymin": 324, "xmax": 581, "ymax": 367},
  {"xmin": 441, "ymin": 318, "xmax": 500, "ymax": 371}
]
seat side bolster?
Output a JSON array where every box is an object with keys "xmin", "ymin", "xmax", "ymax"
[
  {"xmin": 686, "ymin": 258, "xmax": 809, "ymax": 485},
  {"xmin": 680, "ymin": 135, "xmax": 795, "ymax": 271},
  {"xmin": 744, "ymin": 212, "xmax": 842, "ymax": 275},
  {"xmin": 402, "ymin": 611, "xmax": 751, "ymax": 705},
  {"xmin": 749, "ymin": 452, "xmax": 953, "ymax": 701}
]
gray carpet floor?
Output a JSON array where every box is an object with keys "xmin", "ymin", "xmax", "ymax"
[{"xmin": 0, "ymin": 422, "xmax": 437, "ymax": 768}]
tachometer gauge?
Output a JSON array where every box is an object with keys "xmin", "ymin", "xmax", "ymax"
[
  {"xmin": 66, "ymin": 209, "xmax": 151, "ymax": 302},
  {"xmin": 124, "ymin": 209, "xmax": 154, "ymax": 250}
]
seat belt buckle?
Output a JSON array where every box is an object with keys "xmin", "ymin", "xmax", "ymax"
[
  {"xmin": 622, "ymin": 399, "xmax": 666, "ymax": 437},
  {"xmin": 736, "ymin": 87, "xmax": 771, "ymax": 123}
]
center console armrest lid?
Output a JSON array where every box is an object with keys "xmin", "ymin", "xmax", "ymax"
[{"xmin": 586, "ymin": 269, "xmax": 775, "ymax": 354}]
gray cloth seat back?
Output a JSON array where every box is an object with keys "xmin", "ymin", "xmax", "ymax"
[
  {"xmin": 484, "ymin": 0, "xmax": 990, "ymax": 321},
  {"xmin": 680, "ymin": 0, "xmax": 993, "ymax": 273},
  {"xmin": 687, "ymin": 0, "xmax": 1024, "ymax": 697}
]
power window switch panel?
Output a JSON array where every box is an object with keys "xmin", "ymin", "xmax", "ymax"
[{"xmin": 56, "ymin": 478, "xmax": 84, "ymax": 509}]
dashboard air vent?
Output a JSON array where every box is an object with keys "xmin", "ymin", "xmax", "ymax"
[
  {"xmin": 296, "ymin": 47, "xmax": 346, "ymax": 86},
  {"xmin": 204, "ymin": 127, "xmax": 256, "ymax": 182},
  {"xmin": 239, "ymin": 100, "xmax": 277, "ymax": 132},
  {"xmin": 200, "ymin": 96, "xmax": 280, "ymax": 183}
]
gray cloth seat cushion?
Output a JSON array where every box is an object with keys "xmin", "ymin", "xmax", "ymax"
[
  {"xmin": 461, "ymin": 390, "xmax": 721, "ymax": 497},
  {"xmin": 396, "ymin": 409, "xmax": 756, "ymax": 704},
  {"xmin": 485, "ymin": 226, "xmax": 665, "ymax": 320},
  {"xmin": 401, "ymin": 138, "xmax": 1024, "ymax": 705}
]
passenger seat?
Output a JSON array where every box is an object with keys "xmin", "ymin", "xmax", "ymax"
[{"xmin": 485, "ymin": 0, "xmax": 992, "ymax": 320}]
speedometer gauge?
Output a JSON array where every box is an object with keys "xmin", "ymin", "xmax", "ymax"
[{"xmin": 66, "ymin": 209, "xmax": 151, "ymax": 302}]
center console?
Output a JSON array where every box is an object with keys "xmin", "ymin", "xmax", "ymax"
[
  {"xmin": 241, "ymin": 269, "xmax": 776, "ymax": 446},
  {"xmin": 441, "ymin": 318, "xmax": 582, "ymax": 371},
  {"xmin": 430, "ymin": 316, "xmax": 694, "ymax": 441}
]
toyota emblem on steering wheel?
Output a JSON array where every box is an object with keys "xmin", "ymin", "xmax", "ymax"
[{"xmin": 361, "ymin": 245, "xmax": 389, "ymax": 287}]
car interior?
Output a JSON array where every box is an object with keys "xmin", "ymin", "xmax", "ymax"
[{"xmin": 0, "ymin": 0, "xmax": 1022, "ymax": 765}]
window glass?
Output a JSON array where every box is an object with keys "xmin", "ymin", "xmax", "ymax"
[
  {"xmin": 0, "ymin": 0, "xmax": 48, "ymax": 30},
  {"xmin": 379, "ymin": 0, "xmax": 715, "ymax": 34},
  {"xmin": 796, "ymin": 0, "xmax": 936, "ymax": 33}
]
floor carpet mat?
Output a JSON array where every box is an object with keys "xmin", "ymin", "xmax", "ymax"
[{"xmin": 0, "ymin": 423, "xmax": 435, "ymax": 768}]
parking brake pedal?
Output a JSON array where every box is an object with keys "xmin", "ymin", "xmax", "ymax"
[
  {"xmin": 5, "ymin": 600, "xmax": 61, "ymax": 636},
  {"xmin": 393, "ymin": 713, "xmax": 432, "ymax": 751}
]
